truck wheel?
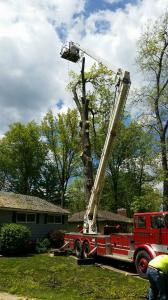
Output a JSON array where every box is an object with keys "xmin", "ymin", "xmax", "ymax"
[
  {"xmin": 82, "ymin": 242, "xmax": 90, "ymax": 258},
  {"xmin": 135, "ymin": 250, "xmax": 151, "ymax": 278},
  {"xmin": 74, "ymin": 240, "xmax": 82, "ymax": 258}
]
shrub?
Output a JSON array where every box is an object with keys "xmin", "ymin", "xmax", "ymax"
[
  {"xmin": 47, "ymin": 230, "xmax": 64, "ymax": 248},
  {"xmin": 35, "ymin": 238, "xmax": 51, "ymax": 253},
  {"xmin": 0, "ymin": 223, "xmax": 31, "ymax": 256},
  {"xmin": 25, "ymin": 239, "xmax": 36, "ymax": 253}
]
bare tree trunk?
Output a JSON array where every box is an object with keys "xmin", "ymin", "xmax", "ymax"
[
  {"xmin": 160, "ymin": 134, "xmax": 168, "ymax": 209},
  {"xmin": 155, "ymin": 90, "xmax": 168, "ymax": 209},
  {"xmin": 80, "ymin": 57, "xmax": 94, "ymax": 204},
  {"xmin": 71, "ymin": 57, "xmax": 94, "ymax": 205}
]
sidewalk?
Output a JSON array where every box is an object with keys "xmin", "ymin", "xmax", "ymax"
[{"xmin": 0, "ymin": 293, "xmax": 36, "ymax": 300}]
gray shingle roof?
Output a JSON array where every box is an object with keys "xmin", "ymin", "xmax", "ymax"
[
  {"xmin": 68, "ymin": 210, "xmax": 132, "ymax": 223},
  {"xmin": 0, "ymin": 192, "xmax": 69, "ymax": 214}
]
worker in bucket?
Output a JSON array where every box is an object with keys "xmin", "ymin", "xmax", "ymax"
[{"xmin": 147, "ymin": 254, "xmax": 168, "ymax": 299}]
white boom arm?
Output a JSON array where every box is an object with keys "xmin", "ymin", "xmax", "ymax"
[
  {"xmin": 83, "ymin": 71, "xmax": 131, "ymax": 234},
  {"xmin": 60, "ymin": 41, "xmax": 131, "ymax": 234}
]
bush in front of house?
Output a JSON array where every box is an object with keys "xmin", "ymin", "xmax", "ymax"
[
  {"xmin": 26, "ymin": 239, "xmax": 37, "ymax": 253},
  {"xmin": 47, "ymin": 230, "xmax": 64, "ymax": 248},
  {"xmin": 0, "ymin": 223, "xmax": 31, "ymax": 256},
  {"xmin": 35, "ymin": 238, "xmax": 51, "ymax": 253}
]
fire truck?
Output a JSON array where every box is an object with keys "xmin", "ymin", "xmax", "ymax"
[{"xmin": 60, "ymin": 42, "xmax": 168, "ymax": 278}]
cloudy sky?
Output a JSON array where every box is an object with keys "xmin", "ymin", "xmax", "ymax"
[{"xmin": 0, "ymin": 0, "xmax": 167, "ymax": 136}]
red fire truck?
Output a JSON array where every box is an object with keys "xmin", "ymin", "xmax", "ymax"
[
  {"xmin": 64, "ymin": 211, "xmax": 168, "ymax": 278},
  {"xmin": 60, "ymin": 42, "xmax": 168, "ymax": 278}
]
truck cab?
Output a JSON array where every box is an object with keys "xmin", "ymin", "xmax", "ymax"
[
  {"xmin": 95, "ymin": 211, "xmax": 168, "ymax": 277},
  {"xmin": 132, "ymin": 212, "xmax": 168, "ymax": 277},
  {"xmin": 134, "ymin": 212, "xmax": 168, "ymax": 247}
]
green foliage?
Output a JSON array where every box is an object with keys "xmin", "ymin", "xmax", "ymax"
[
  {"xmin": 41, "ymin": 109, "xmax": 80, "ymax": 207},
  {"xmin": 68, "ymin": 62, "xmax": 116, "ymax": 204},
  {"xmin": 35, "ymin": 238, "xmax": 51, "ymax": 254},
  {"xmin": 36, "ymin": 161, "xmax": 61, "ymax": 205},
  {"xmin": 130, "ymin": 185, "xmax": 161, "ymax": 213},
  {"xmin": 0, "ymin": 109, "xmax": 81, "ymax": 206},
  {"xmin": 68, "ymin": 63, "xmax": 115, "ymax": 136},
  {"xmin": 137, "ymin": 12, "xmax": 168, "ymax": 75},
  {"xmin": 0, "ymin": 223, "xmax": 31, "ymax": 256},
  {"xmin": 136, "ymin": 13, "xmax": 168, "ymax": 133},
  {"xmin": 0, "ymin": 122, "xmax": 47, "ymax": 195},
  {"xmin": 136, "ymin": 12, "xmax": 168, "ymax": 204},
  {"xmin": 66, "ymin": 178, "xmax": 86, "ymax": 213},
  {"xmin": 96, "ymin": 119, "xmax": 155, "ymax": 215}
]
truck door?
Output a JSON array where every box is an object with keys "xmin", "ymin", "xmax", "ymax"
[
  {"xmin": 149, "ymin": 214, "xmax": 168, "ymax": 249},
  {"xmin": 134, "ymin": 215, "xmax": 150, "ymax": 244},
  {"xmin": 162, "ymin": 214, "xmax": 168, "ymax": 246},
  {"xmin": 149, "ymin": 215, "xmax": 165, "ymax": 245},
  {"xmin": 150, "ymin": 213, "xmax": 168, "ymax": 254}
]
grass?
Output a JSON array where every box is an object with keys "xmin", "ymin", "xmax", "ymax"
[{"xmin": 0, "ymin": 254, "xmax": 149, "ymax": 300}]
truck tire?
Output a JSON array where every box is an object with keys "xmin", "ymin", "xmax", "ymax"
[
  {"xmin": 77, "ymin": 258, "xmax": 95, "ymax": 265},
  {"xmin": 135, "ymin": 250, "xmax": 151, "ymax": 278},
  {"xmin": 82, "ymin": 241, "xmax": 90, "ymax": 258},
  {"xmin": 74, "ymin": 240, "xmax": 82, "ymax": 258}
]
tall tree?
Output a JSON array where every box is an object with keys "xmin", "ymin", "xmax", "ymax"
[
  {"xmin": 136, "ymin": 12, "xmax": 168, "ymax": 208},
  {"xmin": 41, "ymin": 109, "xmax": 80, "ymax": 207},
  {"xmin": 0, "ymin": 122, "xmax": 46, "ymax": 194},
  {"xmin": 95, "ymin": 119, "xmax": 155, "ymax": 215},
  {"xmin": 66, "ymin": 178, "xmax": 85, "ymax": 213},
  {"xmin": 36, "ymin": 161, "xmax": 61, "ymax": 204},
  {"xmin": 69, "ymin": 62, "xmax": 114, "ymax": 204}
]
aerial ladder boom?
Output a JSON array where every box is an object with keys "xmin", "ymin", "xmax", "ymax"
[
  {"xmin": 83, "ymin": 71, "xmax": 130, "ymax": 234},
  {"xmin": 60, "ymin": 41, "xmax": 131, "ymax": 234}
]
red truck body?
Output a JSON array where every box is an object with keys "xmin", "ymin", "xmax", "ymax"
[{"xmin": 64, "ymin": 211, "xmax": 168, "ymax": 277}]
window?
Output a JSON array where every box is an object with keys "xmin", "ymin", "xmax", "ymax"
[
  {"xmin": 17, "ymin": 213, "xmax": 26, "ymax": 223},
  {"xmin": 164, "ymin": 214, "xmax": 168, "ymax": 228},
  {"xmin": 47, "ymin": 214, "xmax": 62, "ymax": 224},
  {"xmin": 47, "ymin": 215, "xmax": 55, "ymax": 224},
  {"xmin": 27, "ymin": 214, "xmax": 36, "ymax": 223},
  {"xmin": 55, "ymin": 215, "xmax": 62, "ymax": 224},
  {"xmin": 16, "ymin": 213, "xmax": 36, "ymax": 223},
  {"xmin": 134, "ymin": 216, "xmax": 146, "ymax": 228},
  {"xmin": 151, "ymin": 215, "xmax": 165, "ymax": 229}
]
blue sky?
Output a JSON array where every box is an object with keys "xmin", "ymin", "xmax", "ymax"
[
  {"xmin": 84, "ymin": 0, "xmax": 138, "ymax": 15},
  {"xmin": 0, "ymin": 0, "xmax": 167, "ymax": 136}
]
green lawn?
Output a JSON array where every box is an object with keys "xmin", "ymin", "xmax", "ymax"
[{"xmin": 0, "ymin": 254, "xmax": 148, "ymax": 300}]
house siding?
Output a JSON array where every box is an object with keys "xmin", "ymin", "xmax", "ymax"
[
  {"xmin": 0, "ymin": 210, "xmax": 13, "ymax": 224},
  {"xmin": 26, "ymin": 223, "xmax": 67, "ymax": 239},
  {"xmin": 0, "ymin": 210, "xmax": 68, "ymax": 239}
]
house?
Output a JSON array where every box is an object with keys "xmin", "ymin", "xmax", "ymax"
[
  {"xmin": 0, "ymin": 192, "xmax": 69, "ymax": 239},
  {"xmin": 68, "ymin": 209, "xmax": 133, "ymax": 234}
]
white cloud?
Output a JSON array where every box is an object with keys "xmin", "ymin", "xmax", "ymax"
[
  {"xmin": 65, "ymin": 0, "xmax": 168, "ymax": 115},
  {"xmin": 0, "ymin": 0, "xmax": 167, "ymax": 135},
  {"xmin": 0, "ymin": 0, "xmax": 86, "ymax": 133}
]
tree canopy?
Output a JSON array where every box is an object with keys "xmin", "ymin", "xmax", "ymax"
[
  {"xmin": 0, "ymin": 122, "xmax": 47, "ymax": 195},
  {"xmin": 136, "ymin": 12, "xmax": 168, "ymax": 208},
  {"xmin": 0, "ymin": 13, "xmax": 167, "ymax": 215}
]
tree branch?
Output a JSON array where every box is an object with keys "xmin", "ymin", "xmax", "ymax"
[{"xmin": 163, "ymin": 119, "xmax": 168, "ymax": 137}]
